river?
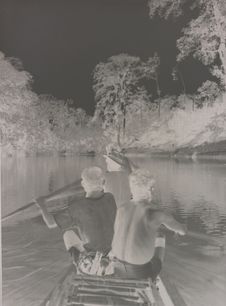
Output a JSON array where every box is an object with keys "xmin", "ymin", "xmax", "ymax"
[{"xmin": 1, "ymin": 155, "xmax": 226, "ymax": 306}]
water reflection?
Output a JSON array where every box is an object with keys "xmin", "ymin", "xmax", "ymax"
[{"xmin": 133, "ymin": 157, "xmax": 226, "ymax": 237}]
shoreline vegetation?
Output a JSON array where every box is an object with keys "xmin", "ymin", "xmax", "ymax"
[
  {"xmin": 127, "ymin": 140, "xmax": 226, "ymax": 160},
  {"xmin": 1, "ymin": 50, "xmax": 226, "ymax": 159},
  {"xmin": 2, "ymin": 140, "xmax": 226, "ymax": 162}
]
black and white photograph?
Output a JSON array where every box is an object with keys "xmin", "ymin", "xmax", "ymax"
[{"xmin": 1, "ymin": 1, "xmax": 226, "ymax": 305}]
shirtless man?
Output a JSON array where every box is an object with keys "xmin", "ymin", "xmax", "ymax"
[
  {"xmin": 36, "ymin": 167, "xmax": 117, "ymax": 270},
  {"xmin": 111, "ymin": 169, "xmax": 187, "ymax": 281}
]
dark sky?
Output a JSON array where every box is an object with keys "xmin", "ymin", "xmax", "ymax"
[{"xmin": 0, "ymin": 0, "xmax": 213, "ymax": 114}]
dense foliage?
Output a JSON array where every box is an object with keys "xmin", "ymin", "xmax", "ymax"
[
  {"xmin": 0, "ymin": 52, "xmax": 100, "ymax": 155},
  {"xmin": 92, "ymin": 54, "xmax": 161, "ymax": 147},
  {"xmin": 148, "ymin": 0, "xmax": 226, "ymax": 88}
]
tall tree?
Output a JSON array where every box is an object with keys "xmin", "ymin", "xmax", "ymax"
[
  {"xmin": 139, "ymin": 53, "xmax": 161, "ymax": 115},
  {"xmin": 171, "ymin": 65, "xmax": 195, "ymax": 109},
  {"xmin": 74, "ymin": 108, "xmax": 89, "ymax": 127},
  {"xmin": 36, "ymin": 94, "xmax": 84, "ymax": 140},
  {"xmin": 195, "ymin": 80, "xmax": 221, "ymax": 107},
  {"xmin": 0, "ymin": 51, "xmax": 37, "ymax": 151},
  {"xmin": 93, "ymin": 54, "xmax": 150, "ymax": 147},
  {"xmin": 148, "ymin": 0, "xmax": 226, "ymax": 88}
]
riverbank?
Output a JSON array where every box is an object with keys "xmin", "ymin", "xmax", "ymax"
[
  {"xmin": 127, "ymin": 140, "xmax": 226, "ymax": 161},
  {"xmin": 2, "ymin": 139, "xmax": 226, "ymax": 163}
]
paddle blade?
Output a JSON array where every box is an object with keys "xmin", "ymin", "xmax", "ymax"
[{"xmin": 187, "ymin": 230, "xmax": 224, "ymax": 248}]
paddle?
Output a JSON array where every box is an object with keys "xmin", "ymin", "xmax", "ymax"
[
  {"xmin": 1, "ymin": 179, "xmax": 83, "ymax": 222},
  {"xmin": 186, "ymin": 230, "xmax": 224, "ymax": 249},
  {"xmin": 171, "ymin": 224, "xmax": 224, "ymax": 248}
]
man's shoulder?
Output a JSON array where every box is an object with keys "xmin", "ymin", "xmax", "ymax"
[
  {"xmin": 103, "ymin": 192, "xmax": 117, "ymax": 205},
  {"xmin": 69, "ymin": 194, "xmax": 86, "ymax": 207}
]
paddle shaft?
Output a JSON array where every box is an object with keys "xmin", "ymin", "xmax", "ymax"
[
  {"xmin": 187, "ymin": 230, "xmax": 224, "ymax": 247},
  {"xmin": 2, "ymin": 179, "xmax": 82, "ymax": 222}
]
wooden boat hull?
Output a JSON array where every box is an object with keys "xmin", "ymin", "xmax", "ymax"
[{"xmin": 42, "ymin": 266, "xmax": 186, "ymax": 306}]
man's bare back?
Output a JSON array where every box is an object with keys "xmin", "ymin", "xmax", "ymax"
[{"xmin": 112, "ymin": 199, "xmax": 186, "ymax": 265}]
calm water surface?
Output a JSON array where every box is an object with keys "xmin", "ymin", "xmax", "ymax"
[{"xmin": 2, "ymin": 155, "xmax": 226, "ymax": 306}]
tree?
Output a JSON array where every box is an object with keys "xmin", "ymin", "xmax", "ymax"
[
  {"xmin": 139, "ymin": 53, "xmax": 161, "ymax": 116},
  {"xmin": 195, "ymin": 80, "xmax": 221, "ymax": 108},
  {"xmin": 74, "ymin": 108, "xmax": 90, "ymax": 127},
  {"xmin": 0, "ymin": 51, "xmax": 38, "ymax": 152},
  {"xmin": 93, "ymin": 54, "xmax": 150, "ymax": 147},
  {"xmin": 148, "ymin": 0, "xmax": 226, "ymax": 88},
  {"xmin": 172, "ymin": 65, "xmax": 186, "ymax": 94},
  {"xmin": 177, "ymin": 0, "xmax": 226, "ymax": 88},
  {"xmin": 0, "ymin": 52, "xmax": 89, "ymax": 154},
  {"xmin": 36, "ymin": 95, "xmax": 85, "ymax": 141},
  {"xmin": 171, "ymin": 65, "xmax": 196, "ymax": 110},
  {"xmin": 148, "ymin": 0, "xmax": 185, "ymax": 19}
]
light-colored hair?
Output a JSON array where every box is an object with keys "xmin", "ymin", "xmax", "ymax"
[
  {"xmin": 129, "ymin": 169, "xmax": 155, "ymax": 202},
  {"xmin": 81, "ymin": 167, "xmax": 105, "ymax": 192}
]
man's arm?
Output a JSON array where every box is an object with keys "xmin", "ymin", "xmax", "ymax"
[
  {"xmin": 35, "ymin": 197, "xmax": 57, "ymax": 228},
  {"xmin": 155, "ymin": 211, "xmax": 187, "ymax": 235}
]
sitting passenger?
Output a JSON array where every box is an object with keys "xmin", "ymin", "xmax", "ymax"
[
  {"xmin": 111, "ymin": 169, "xmax": 187, "ymax": 281},
  {"xmin": 36, "ymin": 167, "xmax": 117, "ymax": 269}
]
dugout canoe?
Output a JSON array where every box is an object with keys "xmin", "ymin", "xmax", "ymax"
[{"xmin": 41, "ymin": 267, "xmax": 187, "ymax": 306}]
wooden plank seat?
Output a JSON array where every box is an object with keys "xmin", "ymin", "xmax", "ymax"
[{"xmin": 45, "ymin": 269, "xmax": 165, "ymax": 306}]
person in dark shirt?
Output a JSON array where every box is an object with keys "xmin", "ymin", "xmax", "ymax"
[{"xmin": 36, "ymin": 167, "xmax": 117, "ymax": 268}]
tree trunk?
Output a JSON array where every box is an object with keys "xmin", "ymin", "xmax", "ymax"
[
  {"xmin": 219, "ymin": 44, "xmax": 226, "ymax": 88},
  {"xmin": 122, "ymin": 104, "xmax": 126, "ymax": 138},
  {"xmin": 117, "ymin": 123, "xmax": 121, "ymax": 148},
  {"xmin": 158, "ymin": 98, "xmax": 161, "ymax": 117},
  {"xmin": 121, "ymin": 73, "xmax": 127, "ymax": 139},
  {"xmin": 178, "ymin": 69, "xmax": 189, "ymax": 109},
  {"xmin": 155, "ymin": 77, "xmax": 161, "ymax": 117},
  {"xmin": 192, "ymin": 96, "xmax": 195, "ymax": 111},
  {"xmin": 178, "ymin": 68, "xmax": 186, "ymax": 94}
]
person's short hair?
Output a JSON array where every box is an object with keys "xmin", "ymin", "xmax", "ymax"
[
  {"xmin": 81, "ymin": 167, "xmax": 105, "ymax": 190},
  {"xmin": 129, "ymin": 169, "xmax": 155, "ymax": 200}
]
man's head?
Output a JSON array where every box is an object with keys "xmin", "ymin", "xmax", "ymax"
[
  {"xmin": 129, "ymin": 169, "xmax": 155, "ymax": 202},
  {"xmin": 81, "ymin": 167, "xmax": 105, "ymax": 194}
]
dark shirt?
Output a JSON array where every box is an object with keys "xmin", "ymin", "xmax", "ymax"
[{"xmin": 54, "ymin": 192, "xmax": 117, "ymax": 254}]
